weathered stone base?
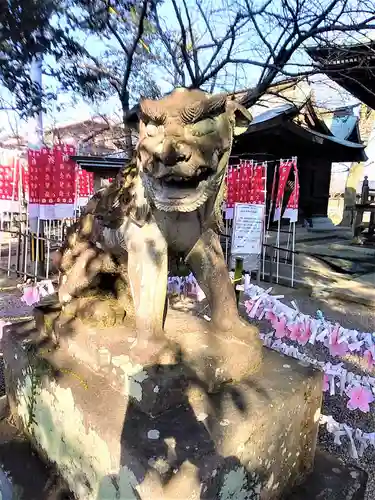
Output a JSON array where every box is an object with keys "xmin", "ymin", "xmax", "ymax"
[{"xmin": 2, "ymin": 308, "xmax": 323, "ymax": 499}]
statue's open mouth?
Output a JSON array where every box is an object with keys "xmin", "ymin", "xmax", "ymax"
[
  {"xmin": 159, "ymin": 167, "xmax": 214, "ymax": 191},
  {"xmin": 142, "ymin": 165, "xmax": 221, "ymax": 212}
]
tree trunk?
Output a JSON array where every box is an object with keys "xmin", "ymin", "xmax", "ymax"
[
  {"xmin": 121, "ymin": 91, "xmax": 134, "ymax": 158},
  {"xmin": 123, "ymin": 122, "xmax": 134, "ymax": 157}
]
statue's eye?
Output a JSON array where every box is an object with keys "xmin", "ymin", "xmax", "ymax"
[
  {"xmin": 146, "ymin": 123, "xmax": 161, "ymax": 137},
  {"xmin": 191, "ymin": 118, "xmax": 216, "ymax": 137}
]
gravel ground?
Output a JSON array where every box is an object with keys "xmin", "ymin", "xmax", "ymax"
[
  {"xmin": 244, "ymin": 282, "xmax": 375, "ymax": 500},
  {"xmin": 0, "ymin": 287, "xmax": 33, "ymax": 398},
  {"xmin": 0, "ymin": 291, "xmax": 33, "ymax": 320}
]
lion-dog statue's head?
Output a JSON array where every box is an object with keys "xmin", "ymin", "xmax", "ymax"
[{"xmin": 134, "ymin": 88, "xmax": 252, "ymax": 212}]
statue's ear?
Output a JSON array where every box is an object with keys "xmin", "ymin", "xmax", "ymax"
[{"xmin": 226, "ymin": 100, "xmax": 253, "ymax": 136}]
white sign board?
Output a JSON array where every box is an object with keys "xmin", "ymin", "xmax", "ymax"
[{"xmin": 231, "ymin": 203, "xmax": 265, "ymax": 256}]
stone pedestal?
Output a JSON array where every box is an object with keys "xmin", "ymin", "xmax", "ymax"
[{"xmin": 2, "ymin": 308, "xmax": 323, "ymax": 500}]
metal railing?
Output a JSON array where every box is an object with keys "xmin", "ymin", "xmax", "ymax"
[{"xmin": 0, "ymin": 211, "xmax": 77, "ymax": 282}]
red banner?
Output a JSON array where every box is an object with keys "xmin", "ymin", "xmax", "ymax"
[
  {"xmin": 225, "ymin": 160, "xmax": 266, "ymax": 215},
  {"xmin": 273, "ymin": 159, "xmax": 299, "ymax": 221},
  {"xmin": 42, "ymin": 147, "xmax": 55, "ymax": 205},
  {"xmin": 28, "ymin": 143, "xmax": 94, "ymax": 219},
  {"xmin": 275, "ymin": 160, "xmax": 293, "ymax": 209},
  {"xmin": 28, "ymin": 148, "xmax": 54, "ymax": 218},
  {"xmin": 237, "ymin": 160, "xmax": 250, "ymax": 203},
  {"xmin": 78, "ymin": 167, "xmax": 94, "ymax": 198},
  {"xmin": 249, "ymin": 163, "xmax": 266, "ymax": 204},
  {"xmin": 226, "ymin": 165, "xmax": 237, "ymax": 208},
  {"xmin": 284, "ymin": 159, "xmax": 299, "ymax": 222},
  {"xmin": 54, "ymin": 144, "xmax": 76, "ymax": 205},
  {"xmin": 28, "ymin": 149, "xmax": 42, "ymax": 204},
  {"xmin": 0, "ymin": 152, "xmax": 20, "ymax": 202}
]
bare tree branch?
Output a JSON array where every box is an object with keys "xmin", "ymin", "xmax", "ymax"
[
  {"xmin": 107, "ymin": 18, "xmax": 130, "ymax": 57},
  {"xmin": 181, "ymin": 0, "xmax": 200, "ymax": 79},
  {"xmin": 121, "ymin": 0, "xmax": 150, "ymax": 105},
  {"xmin": 170, "ymin": 0, "xmax": 196, "ymax": 84},
  {"xmin": 153, "ymin": 0, "xmax": 375, "ymax": 106},
  {"xmin": 154, "ymin": 9, "xmax": 186, "ymax": 86}
]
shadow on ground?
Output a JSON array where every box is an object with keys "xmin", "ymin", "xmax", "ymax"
[{"xmin": 0, "ymin": 419, "xmax": 73, "ymax": 500}]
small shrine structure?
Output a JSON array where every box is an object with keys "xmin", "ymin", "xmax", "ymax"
[{"xmin": 232, "ymin": 79, "xmax": 366, "ymax": 222}]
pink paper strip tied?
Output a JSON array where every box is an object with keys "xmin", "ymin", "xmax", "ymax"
[
  {"xmin": 245, "ymin": 283, "xmax": 375, "ymax": 361},
  {"xmin": 259, "ymin": 332, "xmax": 375, "ymax": 414}
]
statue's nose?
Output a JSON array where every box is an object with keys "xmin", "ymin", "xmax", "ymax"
[{"xmin": 156, "ymin": 141, "xmax": 191, "ymax": 166}]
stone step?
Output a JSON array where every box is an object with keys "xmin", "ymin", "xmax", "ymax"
[
  {"xmin": 296, "ymin": 242, "xmax": 375, "ymax": 260},
  {"xmin": 287, "ymin": 449, "xmax": 367, "ymax": 499}
]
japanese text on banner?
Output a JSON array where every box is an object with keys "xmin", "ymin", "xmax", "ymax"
[
  {"xmin": 273, "ymin": 158, "xmax": 299, "ymax": 222},
  {"xmin": 27, "ymin": 143, "xmax": 95, "ymax": 219},
  {"xmin": 225, "ymin": 161, "xmax": 266, "ymax": 219}
]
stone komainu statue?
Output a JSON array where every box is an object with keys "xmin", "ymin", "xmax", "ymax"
[{"xmin": 52, "ymin": 88, "xmax": 262, "ymax": 388}]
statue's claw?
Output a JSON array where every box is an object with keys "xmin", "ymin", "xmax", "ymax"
[
  {"xmin": 129, "ymin": 335, "xmax": 177, "ymax": 367},
  {"xmin": 207, "ymin": 319, "xmax": 263, "ymax": 387}
]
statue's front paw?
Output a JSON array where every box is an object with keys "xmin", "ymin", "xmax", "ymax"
[
  {"xmin": 207, "ymin": 320, "xmax": 263, "ymax": 387},
  {"xmin": 129, "ymin": 335, "xmax": 177, "ymax": 366},
  {"xmin": 215, "ymin": 331, "xmax": 262, "ymax": 379},
  {"xmin": 211, "ymin": 315, "xmax": 261, "ymax": 342}
]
